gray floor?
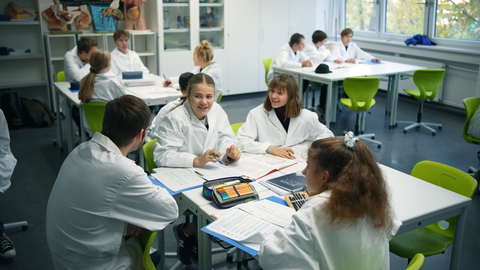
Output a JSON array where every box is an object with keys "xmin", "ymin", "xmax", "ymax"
[{"xmin": 1, "ymin": 89, "xmax": 479, "ymax": 270}]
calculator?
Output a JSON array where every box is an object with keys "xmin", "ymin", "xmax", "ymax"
[{"xmin": 284, "ymin": 191, "xmax": 308, "ymax": 211}]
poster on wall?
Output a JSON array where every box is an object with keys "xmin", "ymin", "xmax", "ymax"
[{"xmin": 89, "ymin": 4, "xmax": 116, "ymax": 32}]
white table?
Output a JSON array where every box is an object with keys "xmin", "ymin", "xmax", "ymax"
[
  {"xmin": 172, "ymin": 163, "xmax": 471, "ymax": 270},
  {"xmin": 53, "ymin": 74, "xmax": 182, "ymax": 153},
  {"xmin": 272, "ymin": 61, "xmax": 426, "ymax": 129}
]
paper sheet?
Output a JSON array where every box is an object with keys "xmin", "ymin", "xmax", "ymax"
[
  {"xmin": 238, "ymin": 199, "xmax": 295, "ymax": 228},
  {"xmin": 151, "ymin": 167, "xmax": 205, "ymax": 192},
  {"xmin": 187, "ymin": 162, "xmax": 241, "ymax": 180},
  {"xmin": 227, "ymin": 154, "xmax": 297, "ymax": 179}
]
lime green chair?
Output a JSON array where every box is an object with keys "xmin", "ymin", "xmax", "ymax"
[
  {"xmin": 230, "ymin": 122, "xmax": 244, "ymax": 136},
  {"xmin": 142, "ymin": 138, "xmax": 158, "ymax": 174},
  {"xmin": 389, "ymin": 161, "xmax": 477, "ymax": 264},
  {"xmin": 263, "ymin": 58, "xmax": 273, "ymax": 87},
  {"xmin": 405, "ymin": 253, "xmax": 425, "ymax": 270},
  {"xmin": 57, "ymin": 71, "xmax": 65, "ymax": 82},
  {"xmin": 340, "ymin": 77, "xmax": 381, "ymax": 148},
  {"xmin": 216, "ymin": 91, "xmax": 223, "ymax": 104},
  {"xmin": 137, "ymin": 229, "xmax": 157, "ymax": 270},
  {"xmin": 82, "ymin": 102, "xmax": 107, "ymax": 134},
  {"xmin": 462, "ymin": 97, "xmax": 480, "ymax": 188},
  {"xmin": 397, "ymin": 69, "xmax": 446, "ymax": 136}
]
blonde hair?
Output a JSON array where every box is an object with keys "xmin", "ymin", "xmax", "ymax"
[
  {"xmin": 78, "ymin": 50, "xmax": 111, "ymax": 103},
  {"xmin": 263, "ymin": 73, "xmax": 303, "ymax": 119},
  {"xmin": 171, "ymin": 73, "xmax": 215, "ymax": 112},
  {"xmin": 194, "ymin": 40, "xmax": 214, "ymax": 63}
]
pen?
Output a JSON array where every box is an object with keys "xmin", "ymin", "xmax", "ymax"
[
  {"xmin": 213, "ymin": 180, "xmax": 240, "ymax": 190},
  {"xmin": 287, "ymin": 151, "xmax": 292, "ymax": 156},
  {"xmin": 212, "ymin": 153, "xmax": 224, "ymax": 165},
  {"xmin": 163, "ymin": 73, "xmax": 170, "ymax": 86},
  {"xmin": 194, "ymin": 171, "xmax": 204, "ymax": 177}
]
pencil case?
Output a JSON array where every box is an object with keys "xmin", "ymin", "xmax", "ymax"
[
  {"xmin": 202, "ymin": 176, "xmax": 258, "ymax": 209},
  {"xmin": 122, "ymin": 71, "xmax": 143, "ymax": 80}
]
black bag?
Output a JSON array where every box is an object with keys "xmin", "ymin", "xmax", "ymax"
[
  {"xmin": 0, "ymin": 92, "xmax": 23, "ymax": 129},
  {"xmin": 20, "ymin": 97, "xmax": 56, "ymax": 127}
]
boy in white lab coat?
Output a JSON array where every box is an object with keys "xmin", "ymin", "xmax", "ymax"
[
  {"xmin": 64, "ymin": 37, "xmax": 98, "ymax": 82},
  {"xmin": 331, "ymin": 28, "xmax": 381, "ymax": 63},
  {"xmin": 237, "ymin": 73, "xmax": 333, "ymax": 160},
  {"xmin": 259, "ymin": 134, "xmax": 401, "ymax": 270},
  {"xmin": 303, "ymin": 30, "xmax": 337, "ymax": 64},
  {"xmin": 152, "ymin": 73, "xmax": 240, "ymax": 265},
  {"xmin": 110, "ymin": 30, "xmax": 150, "ymax": 76}
]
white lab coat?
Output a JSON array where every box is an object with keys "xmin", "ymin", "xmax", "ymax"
[
  {"xmin": 259, "ymin": 190, "xmax": 402, "ymax": 270},
  {"xmin": 46, "ymin": 133, "xmax": 179, "ymax": 270},
  {"xmin": 0, "ymin": 109, "xmax": 16, "ymax": 193},
  {"xmin": 152, "ymin": 100, "xmax": 237, "ymax": 168},
  {"xmin": 267, "ymin": 43, "xmax": 310, "ymax": 83},
  {"xmin": 303, "ymin": 42, "xmax": 335, "ymax": 64},
  {"xmin": 64, "ymin": 46, "xmax": 91, "ymax": 82},
  {"xmin": 237, "ymin": 105, "xmax": 334, "ymax": 158},
  {"xmin": 331, "ymin": 40, "xmax": 375, "ymax": 62},
  {"xmin": 147, "ymin": 97, "xmax": 183, "ymax": 141},
  {"xmin": 110, "ymin": 48, "xmax": 150, "ymax": 76},
  {"xmin": 169, "ymin": 62, "xmax": 222, "ymax": 101},
  {"xmin": 81, "ymin": 72, "xmax": 127, "ymax": 135}
]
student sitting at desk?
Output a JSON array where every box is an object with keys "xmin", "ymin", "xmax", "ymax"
[
  {"xmin": 46, "ymin": 95, "xmax": 179, "ymax": 270},
  {"xmin": 303, "ymin": 30, "xmax": 337, "ymax": 64},
  {"xmin": 152, "ymin": 73, "xmax": 240, "ymax": 265},
  {"xmin": 78, "ymin": 49, "xmax": 127, "ymax": 136},
  {"xmin": 331, "ymin": 28, "xmax": 381, "ymax": 64},
  {"xmin": 148, "ymin": 72, "xmax": 194, "ymax": 141},
  {"xmin": 237, "ymin": 73, "xmax": 333, "ymax": 160},
  {"xmin": 162, "ymin": 40, "xmax": 222, "ymax": 101},
  {"xmin": 110, "ymin": 30, "xmax": 150, "ymax": 76},
  {"xmin": 64, "ymin": 37, "xmax": 98, "ymax": 82},
  {"xmin": 259, "ymin": 134, "xmax": 401, "ymax": 270}
]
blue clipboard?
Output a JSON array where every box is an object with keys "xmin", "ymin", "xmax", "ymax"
[
  {"xmin": 359, "ymin": 60, "xmax": 382, "ymax": 65},
  {"xmin": 201, "ymin": 196, "xmax": 288, "ymax": 256},
  {"xmin": 148, "ymin": 175, "xmax": 203, "ymax": 195}
]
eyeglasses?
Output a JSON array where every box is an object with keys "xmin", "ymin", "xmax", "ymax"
[{"xmin": 144, "ymin": 128, "xmax": 152, "ymax": 137}]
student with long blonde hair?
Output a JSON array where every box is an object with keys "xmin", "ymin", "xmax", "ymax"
[
  {"xmin": 162, "ymin": 40, "xmax": 222, "ymax": 101},
  {"xmin": 259, "ymin": 134, "xmax": 401, "ymax": 270}
]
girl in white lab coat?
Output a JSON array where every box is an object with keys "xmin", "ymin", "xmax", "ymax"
[
  {"xmin": 237, "ymin": 73, "xmax": 334, "ymax": 160},
  {"xmin": 259, "ymin": 134, "xmax": 401, "ymax": 270},
  {"xmin": 78, "ymin": 49, "xmax": 126, "ymax": 135},
  {"xmin": 331, "ymin": 28, "xmax": 381, "ymax": 64},
  {"xmin": 162, "ymin": 40, "xmax": 223, "ymax": 101},
  {"xmin": 110, "ymin": 30, "xmax": 150, "ymax": 76}
]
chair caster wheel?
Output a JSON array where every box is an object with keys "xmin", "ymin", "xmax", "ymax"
[
  {"xmin": 378, "ymin": 145, "xmax": 381, "ymax": 149},
  {"xmin": 227, "ymin": 256, "xmax": 233, "ymax": 263},
  {"xmin": 432, "ymin": 132, "xmax": 436, "ymax": 136},
  {"xmin": 389, "ymin": 126, "xmax": 392, "ymax": 130},
  {"xmin": 403, "ymin": 130, "xmax": 407, "ymax": 134},
  {"xmin": 22, "ymin": 225, "xmax": 28, "ymax": 231},
  {"xmin": 438, "ymin": 126, "xmax": 442, "ymax": 130},
  {"xmin": 371, "ymin": 137, "xmax": 375, "ymax": 140}
]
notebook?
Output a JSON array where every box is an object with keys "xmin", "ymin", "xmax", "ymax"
[{"xmin": 265, "ymin": 172, "xmax": 306, "ymax": 193}]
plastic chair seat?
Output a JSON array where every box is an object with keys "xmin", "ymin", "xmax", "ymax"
[
  {"xmin": 406, "ymin": 253, "xmax": 425, "ymax": 270},
  {"xmin": 404, "ymin": 89, "xmax": 434, "ymax": 100},
  {"xmin": 82, "ymin": 102, "xmax": 107, "ymax": 135},
  {"xmin": 340, "ymin": 98, "xmax": 376, "ymax": 111},
  {"xmin": 263, "ymin": 58, "xmax": 273, "ymax": 87},
  {"xmin": 138, "ymin": 230, "xmax": 157, "ymax": 270},
  {"xmin": 390, "ymin": 226, "xmax": 452, "ymax": 258},
  {"xmin": 230, "ymin": 122, "xmax": 244, "ymax": 136}
]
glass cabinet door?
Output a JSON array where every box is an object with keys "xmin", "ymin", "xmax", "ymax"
[
  {"xmin": 163, "ymin": 0, "xmax": 191, "ymax": 51},
  {"xmin": 199, "ymin": 0, "xmax": 224, "ymax": 49}
]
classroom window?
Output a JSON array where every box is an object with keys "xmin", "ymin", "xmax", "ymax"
[
  {"xmin": 385, "ymin": 0, "xmax": 425, "ymax": 35},
  {"xmin": 434, "ymin": 0, "xmax": 480, "ymax": 41},
  {"xmin": 345, "ymin": 0, "xmax": 378, "ymax": 32}
]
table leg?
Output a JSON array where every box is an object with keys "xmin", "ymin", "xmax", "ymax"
[
  {"xmin": 450, "ymin": 207, "xmax": 467, "ymax": 270},
  {"xmin": 197, "ymin": 213, "xmax": 212, "ymax": 270},
  {"xmin": 55, "ymin": 90, "xmax": 63, "ymax": 150},
  {"xmin": 389, "ymin": 74, "xmax": 400, "ymax": 128},
  {"xmin": 385, "ymin": 76, "xmax": 393, "ymax": 116},
  {"xmin": 157, "ymin": 229, "xmax": 166, "ymax": 270},
  {"xmin": 331, "ymin": 81, "xmax": 338, "ymax": 124},
  {"xmin": 325, "ymin": 82, "xmax": 333, "ymax": 128},
  {"xmin": 79, "ymin": 105, "xmax": 86, "ymax": 143},
  {"xmin": 64, "ymin": 99, "xmax": 74, "ymax": 153},
  {"xmin": 298, "ymin": 78, "xmax": 305, "ymax": 107}
]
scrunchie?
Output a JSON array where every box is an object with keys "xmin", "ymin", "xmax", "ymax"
[
  {"xmin": 344, "ymin": 131, "xmax": 358, "ymax": 150},
  {"xmin": 90, "ymin": 67, "xmax": 98, "ymax": 74}
]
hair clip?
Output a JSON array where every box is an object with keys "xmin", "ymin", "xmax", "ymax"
[
  {"xmin": 90, "ymin": 67, "xmax": 98, "ymax": 74},
  {"xmin": 344, "ymin": 131, "xmax": 357, "ymax": 150}
]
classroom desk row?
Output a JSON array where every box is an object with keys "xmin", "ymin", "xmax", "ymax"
[
  {"xmin": 156, "ymin": 162, "xmax": 471, "ymax": 270},
  {"xmin": 53, "ymin": 74, "xmax": 182, "ymax": 153},
  {"xmin": 272, "ymin": 61, "xmax": 427, "ymax": 129}
]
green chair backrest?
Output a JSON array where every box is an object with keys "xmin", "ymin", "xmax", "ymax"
[
  {"xmin": 82, "ymin": 103, "xmax": 107, "ymax": 134},
  {"xmin": 263, "ymin": 58, "xmax": 273, "ymax": 87},
  {"xmin": 343, "ymin": 77, "xmax": 380, "ymax": 112},
  {"xmin": 411, "ymin": 161, "xmax": 477, "ymax": 239},
  {"xmin": 142, "ymin": 139, "xmax": 158, "ymax": 174},
  {"xmin": 217, "ymin": 91, "xmax": 223, "ymax": 104},
  {"xmin": 462, "ymin": 97, "xmax": 480, "ymax": 144},
  {"xmin": 57, "ymin": 71, "xmax": 65, "ymax": 82},
  {"xmin": 412, "ymin": 69, "xmax": 446, "ymax": 101},
  {"xmin": 137, "ymin": 229, "xmax": 157, "ymax": 270},
  {"xmin": 405, "ymin": 253, "xmax": 425, "ymax": 270},
  {"xmin": 230, "ymin": 122, "xmax": 244, "ymax": 136}
]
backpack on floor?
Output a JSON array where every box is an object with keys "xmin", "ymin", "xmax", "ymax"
[{"xmin": 20, "ymin": 97, "xmax": 56, "ymax": 127}]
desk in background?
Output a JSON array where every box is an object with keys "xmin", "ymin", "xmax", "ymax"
[
  {"xmin": 272, "ymin": 61, "xmax": 426, "ymax": 129},
  {"xmin": 53, "ymin": 74, "xmax": 181, "ymax": 153}
]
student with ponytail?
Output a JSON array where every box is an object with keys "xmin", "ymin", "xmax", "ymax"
[{"xmin": 259, "ymin": 133, "xmax": 401, "ymax": 270}]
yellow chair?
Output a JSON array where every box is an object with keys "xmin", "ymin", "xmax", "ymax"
[
  {"xmin": 405, "ymin": 253, "xmax": 425, "ymax": 270},
  {"xmin": 230, "ymin": 122, "xmax": 244, "ymax": 136},
  {"xmin": 217, "ymin": 91, "xmax": 223, "ymax": 104},
  {"xmin": 462, "ymin": 97, "xmax": 480, "ymax": 185},
  {"xmin": 340, "ymin": 77, "xmax": 381, "ymax": 148},
  {"xmin": 389, "ymin": 161, "xmax": 477, "ymax": 264},
  {"xmin": 263, "ymin": 58, "xmax": 273, "ymax": 87},
  {"xmin": 137, "ymin": 229, "xmax": 157, "ymax": 270},
  {"xmin": 82, "ymin": 102, "xmax": 107, "ymax": 135},
  {"xmin": 142, "ymin": 139, "xmax": 158, "ymax": 174},
  {"xmin": 397, "ymin": 69, "xmax": 446, "ymax": 136},
  {"xmin": 57, "ymin": 71, "xmax": 65, "ymax": 82}
]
